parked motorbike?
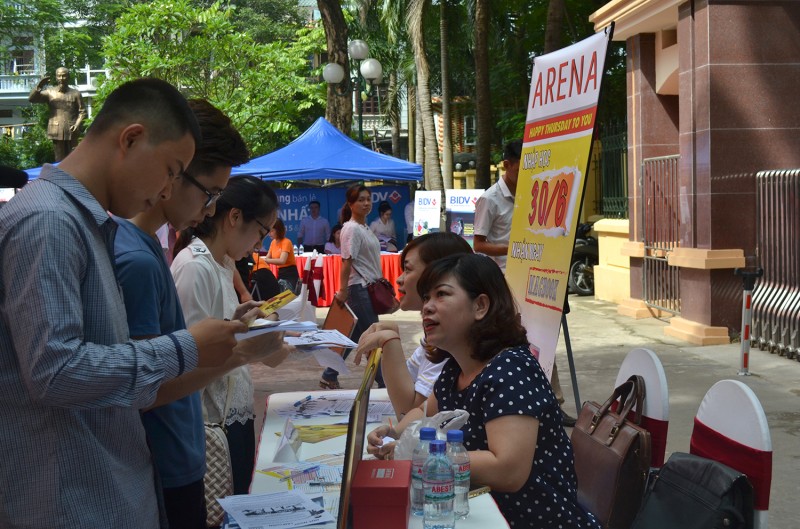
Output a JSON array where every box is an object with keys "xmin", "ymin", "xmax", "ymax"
[{"xmin": 568, "ymin": 222, "xmax": 598, "ymax": 296}]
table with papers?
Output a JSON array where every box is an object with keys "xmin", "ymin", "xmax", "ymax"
[{"xmin": 246, "ymin": 389, "xmax": 510, "ymax": 529}]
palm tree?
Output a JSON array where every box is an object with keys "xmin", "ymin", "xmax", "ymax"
[
  {"xmin": 440, "ymin": 0, "xmax": 453, "ymax": 189},
  {"xmin": 407, "ymin": 0, "xmax": 443, "ymax": 189},
  {"xmin": 473, "ymin": 0, "xmax": 491, "ymax": 189}
]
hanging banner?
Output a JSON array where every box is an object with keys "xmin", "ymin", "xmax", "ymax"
[
  {"xmin": 506, "ymin": 28, "xmax": 613, "ymax": 379},
  {"xmin": 444, "ymin": 189, "xmax": 483, "ymax": 247},
  {"xmin": 412, "ymin": 190, "xmax": 442, "ymax": 236}
]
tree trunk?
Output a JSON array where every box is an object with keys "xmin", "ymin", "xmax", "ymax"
[
  {"xmin": 473, "ymin": 0, "xmax": 492, "ymax": 189},
  {"xmin": 408, "ymin": 82, "xmax": 417, "ymax": 164},
  {"xmin": 440, "ymin": 0, "xmax": 453, "ymax": 189},
  {"xmin": 389, "ymin": 72, "xmax": 401, "ymax": 157},
  {"xmin": 317, "ymin": 0, "xmax": 352, "ymax": 135},
  {"xmin": 415, "ymin": 87, "xmax": 424, "ymax": 170},
  {"xmin": 544, "ymin": 0, "xmax": 566, "ymax": 54},
  {"xmin": 408, "ymin": 0, "xmax": 443, "ymax": 190}
]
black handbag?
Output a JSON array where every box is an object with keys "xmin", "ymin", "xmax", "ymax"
[{"xmin": 631, "ymin": 452, "xmax": 754, "ymax": 529}]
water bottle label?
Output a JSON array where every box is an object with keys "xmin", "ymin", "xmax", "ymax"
[
  {"xmin": 412, "ymin": 463, "xmax": 424, "ymax": 481},
  {"xmin": 425, "ymin": 482, "xmax": 455, "ymax": 502},
  {"xmin": 454, "ymin": 462, "xmax": 470, "ymax": 481}
]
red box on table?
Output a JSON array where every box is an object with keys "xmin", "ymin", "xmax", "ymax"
[{"xmin": 351, "ymin": 459, "xmax": 412, "ymax": 529}]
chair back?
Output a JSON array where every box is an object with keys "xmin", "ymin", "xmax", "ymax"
[
  {"xmin": 690, "ymin": 380, "xmax": 772, "ymax": 529},
  {"xmin": 614, "ymin": 348, "xmax": 670, "ymax": 467}
]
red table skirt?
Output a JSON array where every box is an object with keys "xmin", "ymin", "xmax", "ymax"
[{"xmin": 253, "ymin": 253, "xmax": 402, "ymax": 307}]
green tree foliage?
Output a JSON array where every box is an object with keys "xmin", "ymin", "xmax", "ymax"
[{"xmin": 99, "ymin": 0, "xmax": 327, "ymax": 156}]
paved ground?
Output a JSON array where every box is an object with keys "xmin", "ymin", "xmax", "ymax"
[{"xmin": 250, "ymin": 295, "xmax": 799, "ymax": 526}]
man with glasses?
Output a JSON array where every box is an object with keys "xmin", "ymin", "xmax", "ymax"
[{"xmin": 113, "ymin": 99, "xmax": 287, "ymax": 528}]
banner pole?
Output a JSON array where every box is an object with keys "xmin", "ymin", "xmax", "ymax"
[{"xmin": 561, "ymin": 300, "xmax": 581, "ymax": 416}]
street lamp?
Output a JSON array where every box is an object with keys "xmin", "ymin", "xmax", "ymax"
[{"xmin": 322, "ymin": 39, "xmax": 383, "ymax": 145}]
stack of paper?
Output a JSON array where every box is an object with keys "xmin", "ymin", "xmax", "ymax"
[
  {"xmin": 235, "ymin": 319, "xmax": 318, "ymax": 341},
  {"xmin": 284, "ymin": 330, "xmax": 357, "ymax": 350}
]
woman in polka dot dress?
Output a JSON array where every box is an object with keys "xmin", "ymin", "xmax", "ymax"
[{"xmin": 369, "ymin": 253, "xmax": 600, "ymax": 528}]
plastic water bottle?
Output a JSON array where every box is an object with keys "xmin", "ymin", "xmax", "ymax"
[
  {"xmin": 447, "ymin": 429, "xmax": 470, "ymax": 519},
  {"xmin": 293, "ymin": 245, "xmax": 298, "ymax": 255},
  {"xmin": 411, "ymin": 427, "xmax": 437, "ymax": 515},
  {"xmin": 298, "ymin": 243, "xmax": 304, "ymax": 255},
  {"xmin": 423, "ymin": 440, "xmax": 455, "ymax": 529}
]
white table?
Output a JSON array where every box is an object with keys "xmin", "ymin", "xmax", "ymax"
[{"xmin": 252, "ymin": 389, "xmax": 509, "ymax": 529}]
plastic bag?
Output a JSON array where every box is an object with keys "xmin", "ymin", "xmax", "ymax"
[{"xmin": 394, "ymin": 409, "xmax": 470, "ymax": 461}]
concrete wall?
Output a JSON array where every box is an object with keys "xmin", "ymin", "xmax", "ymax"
[{"xmin": 594, "ymin": 218, "xmax": 631, "ymax": 304}]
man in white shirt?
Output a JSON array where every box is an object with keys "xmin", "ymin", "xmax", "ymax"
[
  {"xmin": 297, "ymin": 200, "xmax": 330, "ymax": 254},
  {"xmin": 473, "ymin": 140, "xmax": 521, "ymax": 272}
]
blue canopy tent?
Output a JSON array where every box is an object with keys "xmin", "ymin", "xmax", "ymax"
[
  {"xmin": 231, "ymin": 117, "xmax": 422, "ymax": 182},
  {"xmin": 24, "ymin": 117, "xmax": 422, "ymax": 183}
]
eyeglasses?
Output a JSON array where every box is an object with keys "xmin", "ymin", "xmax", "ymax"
[
  {"xmin": 182, "ymin": 171, "xmax": 223, "ymax": 209},
  {"xmin": 254, "ymin": 218, "xmax": 271, "ymax": 240}
]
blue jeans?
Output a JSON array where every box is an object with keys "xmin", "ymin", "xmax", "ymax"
[{"xmin": 322, "ymin": 283, "xmax": 384, "ymax": 386}]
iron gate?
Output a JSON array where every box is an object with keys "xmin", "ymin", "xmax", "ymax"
[
  {"xmin": 642, "ymin": 155, "xmax": 681, "ymax": 314},
  {"xmin": 751, "ymin": 169, "xmax": 800, "ymax": 358}
]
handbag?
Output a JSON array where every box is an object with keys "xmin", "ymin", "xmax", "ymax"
[
  {"xmin": 204, "ymin": 377, "xmax": 235, "ymax": 528},
  {"xmin": 571, "ymin": 375, "xmax": 652, "ymax": 529},
  {"xmin": 352, "ymin": 263, "xmax": 400, "ymax": 315},
  {"xmin": 630, "ymin": 452, "xmax": 754, "ymax": 529}
]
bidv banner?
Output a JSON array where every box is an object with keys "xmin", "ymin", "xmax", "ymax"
[
  {"xmin": 445, "ymin": 189, "xmax": 484, "ymax": 247},
  {"xmin": 272, "ymin": 186, "xmax": 411, "ymax": 249},
  {"xmin": 412, "ymin": 190, "xmax": 443, "ymax": 236}
]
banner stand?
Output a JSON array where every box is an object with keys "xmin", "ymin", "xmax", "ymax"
[{"xmin": 561, "ymin": 299, "xmax": 581, "ymax": 416}]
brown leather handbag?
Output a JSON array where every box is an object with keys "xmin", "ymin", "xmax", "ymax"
[{"xmin": 571, "ymin": 375, "xmax": 652, "ymax": 529}]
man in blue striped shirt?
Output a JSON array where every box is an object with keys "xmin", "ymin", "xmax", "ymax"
[{"xmin": 0, "ymin": 79, "xmax": 247, "ymax": 528}]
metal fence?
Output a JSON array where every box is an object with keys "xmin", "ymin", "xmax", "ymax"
[
  {"xmin": 751, "ymin": 169, "xmax": 800, "ymax": 359},
  {"xmin": 641, "ymin": 155, "xmax": 681, "ymax": 314},
  {"xmin": 595, "ymin": 120, "xmax": 628, "ymax": 218}
]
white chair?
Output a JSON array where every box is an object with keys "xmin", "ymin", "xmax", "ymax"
[
  {"xmin": 690, "ymin": 380, "xmax": 773, "ymax": 529},
  {"xmin": 615, "ymin": 348, "xmax": 670, "ymax": 467}
]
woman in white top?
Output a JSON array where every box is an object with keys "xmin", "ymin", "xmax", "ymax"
[
  {"xmin": 320, "ymin": 184, "xmax": 384, "ymax": 389},
  {"xmin": 171, "ymin": 175, "xmax": 280, "ymax": 495},
  {"xmin": 354, "ymin": 232, "xmax": 472, "ymax": 419},
  {"xmin": 369, "ymin": 201, "xmax": 397, "ymax": 252}
]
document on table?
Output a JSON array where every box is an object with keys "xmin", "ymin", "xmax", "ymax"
[
  {"xmin": 218, "ymin": 490, "xmax": 335, "ymax": 529},
  {"xmin": 274, "ymin": 395, "xmax": 395, "ymax": 420}
]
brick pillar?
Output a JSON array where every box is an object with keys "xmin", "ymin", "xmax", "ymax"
[
  {"xmin": 674, "ymin": 0, "xmax": 800, "ymax": 334},
  {"xmin": 622, "ymin": 33, "xmax": 679, "ymax": 314}
]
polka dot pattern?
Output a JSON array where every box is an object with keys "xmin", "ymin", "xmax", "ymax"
[{"xmin": 434, "ymin": 346, "xmax": 600, "ymax": 528}]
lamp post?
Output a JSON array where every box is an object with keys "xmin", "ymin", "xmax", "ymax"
[{"xmin": 322, "ymin": 39, "xmax": 382, "ymax": 145}]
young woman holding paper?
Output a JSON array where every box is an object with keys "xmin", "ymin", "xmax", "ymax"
[
  {"xmin": 320, "ymin": 184, "xmax": 383, "ymax": 390},
  {"xmin": 172, "ymin": 175, "xmax": 291, "ymax": 494},
  {"xmin": 367, "ymin": 254, "xmax": 600, "ymax": 528}
]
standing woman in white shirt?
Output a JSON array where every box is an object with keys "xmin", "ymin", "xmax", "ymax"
[
  {"xmin": 320, "ymin": 184, "xmax": 384, "ymax": 389},
  {"xmin": 171, "ymin": 175, "xmax": 279, "ymax": 495}
]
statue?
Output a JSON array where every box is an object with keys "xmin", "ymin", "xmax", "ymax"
[{"xmin": 29, "ymin": 67, "xmax": 86, "ymax": 162}]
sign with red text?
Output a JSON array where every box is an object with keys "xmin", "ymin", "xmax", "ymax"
[{"xmin": 506, "ymin": 28, "xmax": 612, "ymax": 379}]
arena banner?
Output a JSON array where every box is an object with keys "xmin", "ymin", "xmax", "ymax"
[
  {"xmin": 505, "ymin": 28, "xmax": 613, "ymax": 379},
  {"xmin": 412, "ymin": 190, "xmax": 443, "ymax": 236},
  {"xmin": 444, "ymin": 189, "xmax": 483, "ymax": 247}
]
